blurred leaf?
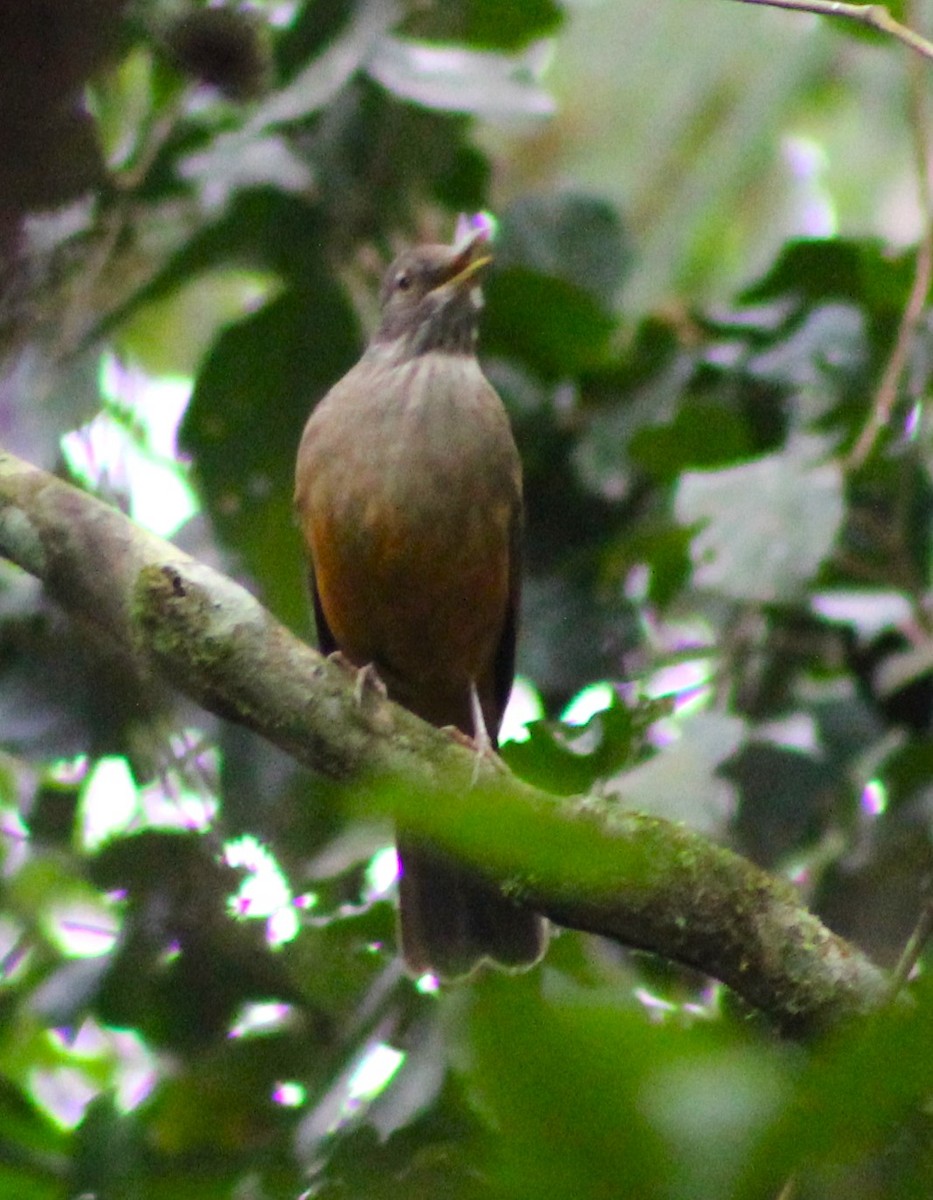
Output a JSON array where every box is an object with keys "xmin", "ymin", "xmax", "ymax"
[
  {"xmin": 453, "ymin": 973, "xmax": 668, "ymax": 1200},
  {"xmin": 0, "ymin": 571, "xmax": 172, "ymax": 767},
  {"xmin": 91, "ymin": 831, "xmax": 295, "ymax": 1049},
  {"xmin": 118, "ymin": 268, "xmax": 278, "ymax": 378},
  {"xmin": 630, "ymin": 397, "xmax": 753, "ymax": 480},
  {"xmin": 178, "ymin": 131, "xmax": 314, "ymax": 207},
  {"xmin": 613, "ymin": 711, "xmax": 746, "ymax": 835},
  {"xmin": 453, "ymin": 970, "xmax": 787, "ymax": 1200},
  {"xmin": 367, "ymin": 36, "xmax": 555, "ymax": 119},
  {"xmin": 402, "ymin": 0, "xmax": 563, "ymax": 50},
  {"xmin": 147, "ymin": 1031, "xmax": 311, "ymax": 1164},
  {"xmin": 743, "ymin": 302, "xmax": 868, "ymax": 393},
  {"xmin": 70, "ymin": 1094, "xmax": 141, "ymax": 1198},
  {"xmin": 0, "ymin": 1077, "xmax": 68, "ymax": 1197},
  {"xmin": 246, "ymin": 0, "xmax": 393, "ymax": 127},
  {"xmin": 484, "ymin": 268, "xmax": 616, "ymax": 379},
  {"xmin": 873, "ymin": 739, "xmax": 933, "ymax": 810},
  {"xmin": 306, "ymin": 78, "xmax": 491, "ymax": 238},
  {"xmin": 741, "ymin": 239, "xmax": 912, "ymax": 326},
  {"xmin": 100, "ymin": 190, "xmax": 333, "ymax": 334},
  {"xmin": 826, "ymin": 0, "xmax": 907, "ymax": 45},
  {"xmin": 570, "ymin": 321, "xmax": 692, "ymax": 499},
  {"xmin": 496, "ymin": 192, "xmax": 632, "ymax": 308},
  {"xmin": 737, "ymin": 979, "xmax": 933, "ymax": 1199},
  {"xmin": 675, "ymin": 435, "xmax": 845, "ymax": 601},
  {"xmin": 725, "ymin": 741, "xmax": 838, "ymax": 867},
  {"xmin": 0, "ymin": 348, "xmax": 104, "ymax": 471},
  {"xmin": 181, "ymin": 281, "xmax": 361, "ymax": 631},
  {"xmin": 518, "ymin": 574, "xmax": 638, "ymax": 707},
  {"xmin": 309, "ymin": 1082, "xmax": 489, "ymax": 1199},
  {"xmin": 502, "ymin": 694, "xmax": 663, "ymax": 795},
  {"xmin": 30, "ymin": 959, "xmax": 110, "ymax": 1028}
]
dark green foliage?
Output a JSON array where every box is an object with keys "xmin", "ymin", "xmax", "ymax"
[{"xmin": 1, "ymin": 2, "xmax": 933, "ymax": 1198}]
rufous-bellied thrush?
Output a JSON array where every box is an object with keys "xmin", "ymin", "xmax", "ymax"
[{"xmin": 294, "ymin": 226, "xmax": 547, "ymax": 980}]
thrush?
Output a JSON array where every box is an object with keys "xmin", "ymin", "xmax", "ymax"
[{"xmin": 294, "ymin": 226, "xmax": 547, "ymax": 980}]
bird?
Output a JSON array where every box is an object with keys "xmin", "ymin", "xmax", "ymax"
[{"xmin": 294, "ymin": 225, "xmax": 547, "ymax": 980}]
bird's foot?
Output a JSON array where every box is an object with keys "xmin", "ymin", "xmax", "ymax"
[
  {"xmin": 326, "ymin": 652, "xmax": 388, "ymax": 708},
  {"xmin": 442, "ymin": 725, "xmax": 480, "ymax": 751},
  {"xmin": 326, "ymin": 649, "xmax": 356, "ymax": 674},
  {"xmin": 441, "ymin": 683, "xmax": 502, "ymax": 785},
  {"xmin": 353, "ymin": 661, "xmax": 388, "ymax": 708}
]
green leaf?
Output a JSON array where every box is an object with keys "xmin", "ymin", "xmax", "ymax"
[
  {"xmin": 740, "ymin": 238, "xmax": 912, "ymax": 323},
  {"xmin": 0, "ymin": 1078, "xmax": 68, "ymax": 1198},
  {"xmin": 615, "ymin": 711, "xmax": 746, "ymax": 835},
  {"xmin": 99, "ymin": 190, "xmax": 334, "ymax": 339},
  {"xmin": 70, "ymin": 1095, "xmax": 141, "ymax": 1199},
  {"xmin": 483, "ymin": 268, "xmax": 616, "ymax": 379},
  {"xmin": 737, "ymin": 979, "xmax": 933, "ymax": 1198},
  {"xmin": 453, "ymin": 971, "xmax": 787, "ymax": 1200},
  {"xmin": 496, "ymin": 192, "xmax": 632, "ymax": 308},
  {"xmin": 304, "ymin": 78, "xmax": 491, "ymax": 237},
  {"xmin": 630, "ymin": 397, "xmax": 753, "ymax": 480},
  {"xmin": 181, "ymin": 282, "xmax": 361, "ymax": 632},
  {"xmin": 402, "ymin": 0, "xmax": 564, "ymax": 50},
  {"xmin": 502, "ymin": 694, "xmax": 663, "ymax": 796},
  {"xmin": 367, "ymin": 36, "xmax": 555, "ymax": 119},
  {"xmin": 675, "ymin": 436, "xmax": 845, "ymax": 602},
  {"xmin": 725, "ymin": 741, "xmax": 838, "ymax": 867}
]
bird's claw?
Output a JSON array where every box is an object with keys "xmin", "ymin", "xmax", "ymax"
[
  {"xmin": 353, "ymin": 661, "xmax": 388, "ymax": 707},
  {"xmin": 442, "ymin": 682, "xmax": 503, "ymax": 785},
  {"xmin": 326, "ymin": 652, "xmax": 388, "ymax": 708}
]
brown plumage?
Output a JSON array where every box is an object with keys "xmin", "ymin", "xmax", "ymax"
[{"xmin": 294, "ymin": 229, "xmax": 546, "ymax": 980}]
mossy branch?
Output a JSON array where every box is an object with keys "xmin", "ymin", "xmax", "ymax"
[{"xmin": 0, "ymin": 447, "xmax": 887, "ymax": 1035}]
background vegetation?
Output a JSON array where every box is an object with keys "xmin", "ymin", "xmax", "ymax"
[{"xmin": 1, "ymin": 0, "xmax": 933, "ymax": 1196}]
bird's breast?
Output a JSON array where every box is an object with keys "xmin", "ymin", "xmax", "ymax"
[{"xmin": 295, "ymin": 351, "xmax": 520, "ymax": 711}]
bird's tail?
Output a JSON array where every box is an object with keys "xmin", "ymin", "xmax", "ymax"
[{"xmin": 396, "ymin": 836, "xmax": 547, "ymax": 981}]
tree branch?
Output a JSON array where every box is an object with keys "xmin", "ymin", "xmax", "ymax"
[
  {"xmin": 731, "ymin": 0, "xmax": 933, "ymax": 63},
  {"xmin": 0, "ymin": 447, "xmax": 887, "ymax": 1036}
]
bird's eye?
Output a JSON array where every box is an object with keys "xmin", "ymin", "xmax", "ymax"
[{"xmin": 395, "ymin": 271, "xmax": 412, "ymax": 292}]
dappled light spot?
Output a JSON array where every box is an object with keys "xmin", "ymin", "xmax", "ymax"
[
  {"xmin": 415, "ymin": 972, "xmax": 440, "ymax": 996},
  {"xmin": 561, "ymin": 681, "xmax": 614, "ymax": 727},
  {"xmin": 296, "ymin": 1039, "xmax": 407, "ymax": 1162},
  {"xmin": 0, "ymin": 914, "xmax": 29, "ymax": 983},
  {"xmin": 225, "ymin": 834, "xmax": 297, "ymax": 945},
  {"xmin": 29, "ymin": 1065, "xmax": 98, "ymax": 1131},
  {"xmin": 364, "ymin": 845, "xmax": 399, "ymax": 898},
  {"xmin": 79, "ymin": 756, "xmax": 137, "ymax": 849},
  {"xmin": 44, "ymin": 901, "xmax": 119, "ymax": 958},
  {"xmin": 273, "ymin": 1080, "xmax": 307, "ymax": 1108},
  {"xmin": 31, "ymin": 1020, "xmax": 157, "ymax": 1128},
  {"xmin": 0, "ymin": 805, "xmax": 29, "ymax": 875},
  {"xmin": 343, "ymin": 1043, "xmax": 405, "ymax": 1112},
  {"xmin": 861, "ymin": 779, "xmax": 887, "ymax": 819},
  {"xmin": 500, "ymin": 675, "xmax": 545, "ymax": 744},
  {"xmin": 229, "ymin": 1001, "xmax": 294, "ymax": 1040},
  {"xmin": 61, "ymin": 354, "xmax": 197, "ymax": 539}
]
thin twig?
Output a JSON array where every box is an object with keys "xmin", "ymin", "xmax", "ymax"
[
  {"xmin": 846, "ymin": 29, "xmax": 933, "ymax": 466},
  {"xmin": 867, "ymin": 0, "xmax": 933, "ymax": 1011},
  {"xmin": 732, "ymin": 0, "xmax": 933, "ymax": 62},
  {"xmin": 885, "ymin": 896, "xmax": 933, "ymax": 1004}
]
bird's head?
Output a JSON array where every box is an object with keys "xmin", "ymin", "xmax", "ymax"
[{"xmin": 371, "ymin": 227, "xmax": 493, "ymax": 358}]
